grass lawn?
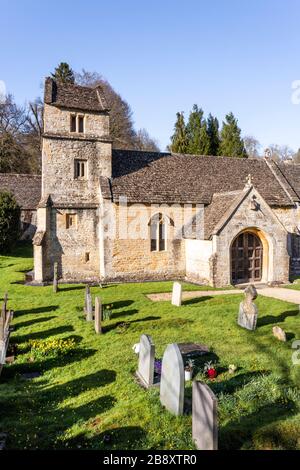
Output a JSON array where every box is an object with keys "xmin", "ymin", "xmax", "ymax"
[{"xmin": 0, "ymin": 243, "xmax": 300, "ymax": 450}]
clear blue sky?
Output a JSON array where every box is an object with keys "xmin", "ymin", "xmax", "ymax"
[{"xmin": 1, "ymin": 0, "xmax": 300, "ymax": 151}]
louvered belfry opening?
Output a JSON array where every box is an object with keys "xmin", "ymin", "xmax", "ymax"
[{"xmin": 231, "ymin": 231, "xmax": 263, "ymax": 284}]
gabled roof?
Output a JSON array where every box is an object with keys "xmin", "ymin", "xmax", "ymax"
[
  {"xmin": 0, "ymin": 173, "xmax": 41, "ymax": 210},
  {"xmin": 44, "ymin": 77, "xmax": 109, "ymax": 112},
  {"xmin": 204, "ymin": 190, "xmax": 244, "ymax": 239},
  {"xmin": 278, "ymin": 163, "xmax": 300, "ymax": 201},
  {"xmin": 110, "ymin": 150, "xmax": 297, "ymax": 206}
]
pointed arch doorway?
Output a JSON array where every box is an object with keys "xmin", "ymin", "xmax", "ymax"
[{"xmin": 231, "ymin": 231, "xmax": 263, "ymax": 284}]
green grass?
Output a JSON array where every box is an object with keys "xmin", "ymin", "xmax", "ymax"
[{"xmin": 0, "ymin": 242, "xmax": 300, "ymax": 450}]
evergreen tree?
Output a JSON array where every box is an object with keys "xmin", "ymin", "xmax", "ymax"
[
  {"xmin": 219, "ymin": 112, "xmax": 247, "ymax": 158},
  {"xmin": 52, "ymin": 62, "xmax": 75, "ymax": 83},
  {"xmin": 207, "ymin": 113, "xmax": 220, "ymax": 155},
  {"xmin": 0, "ymin": 191, "xmax": 20, "ymax": 253},
  {"xmin": 185, "ymin": 104, "xmax": 210, "ymax": 155},
  {"xmin": 170, "ymin": 112, "xmax": 188, "ymax": 153}
]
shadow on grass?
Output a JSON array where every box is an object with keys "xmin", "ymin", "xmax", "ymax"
[
  {"xmin": 257, "ymin": 310, "xmax": 299, "ymax": 327},
  {"xmin": 103, "ymin": 316, "xmax": 161, "ymax": 333},
  {"xmin": 58, "ymin": 285, "xmax": 85, "ymax": 292},
  {"xmin": 14, "ymin": 316, "xmax": 57, "ymax": 330},
  {"xmin": 110, "ymin": 309, "xmax": 139, "ymax": 320},
  {"xmin": 106, "ymin": 300, "xmax": 134, "ymax": 309},
  {"xmin": 209, "ymin": 371, "xmax": 268, "ymax": 396},
  {"xmin": 182, "ymin": 296, "xmax": 213, "ymax": 306},
  {"xmin": 219, "ymin": 400, "xmax": 296, "ymax": 450},
  {"xmin": 2, "ymin": 345, "xmax": 95, "ymax": 378},
  {"xmin": 13, "ymin": 325, "xmax": 74, "ymax": 343},
  {"xmin": 61, "ymin": 426, "xmax": 147, "ymax": 450},
  {"xmin": 14, "ymin": 306, "xmax": 60, "ymax": 317}
]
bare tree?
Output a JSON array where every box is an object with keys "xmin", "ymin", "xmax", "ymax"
[
  {"xmin": 268, "ymin": 144, "xmax": 294, "ymax": 162},
  {"xmin": 243, "ymin": 135, "xmax": 261, "ymax": 158},
  {"xmin": 134, "ymin": 128, "xmax": 160, "ymax": 152},
  {"xmin": 75, "ymin": 69, "xmax": 136, "ymax": 149}
]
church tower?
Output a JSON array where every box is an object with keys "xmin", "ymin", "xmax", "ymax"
[{"xmin": 33, "ymin": 78, "xmax": 112, "ymax": 283}]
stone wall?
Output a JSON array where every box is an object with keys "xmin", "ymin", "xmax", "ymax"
[
  {"xmin": 43, "ymin": 207, "xmax": 100, "ymax": 282},
  {"xmin": 103, "ymin": 202, "xmax": 190, "ymax": 281},
  {"xmin": 20, "ymin": 210, "xmax": 37, "ymax": 240},
  {"xmin": 43, "ymin": 104, "xmax": 110, "ymax": 138}
]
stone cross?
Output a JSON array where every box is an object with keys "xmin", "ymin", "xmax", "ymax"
[
  {"xmin": 85, "ymin": 286, "xmax": 93, "ymax": 321},
  {"xmin": 171, "ymin": 282, "xmax": 182, "ymax": 307},
  {"xmin": 160, "ymin": 343, "xmax": 185, "ymax": 415},
  {"xmin": 192, "ymin": 381, "xmax": 218, "ymax": 450},
  {"xmin": 53, "ymin": 262, "xmax": 58, "ymax": 293},
  {"xmin": 136, "ymin": 334, "xmax": 155, "ymax": 388},
  {"xmin": 94, "ymin": 296, "xmax": 102, "ymax": 334},
  {"xmin": 237, "ymin": 284, "xmax": 258, "ymax": 331}
]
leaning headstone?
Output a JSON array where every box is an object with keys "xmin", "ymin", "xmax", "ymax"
[
  {"xmin": 160, "ymin": 343, "xmax": 185, "ymax": 415},
  {"xmin": 237, "ymin": 284, "xmax": 258, "ymax": 331},
  {"xmin": 136, "ymin": 334, "xmax": 155, "ymax": 388},
  {"xmin": 53, "ymin": 262, "xmax": 58, "ymax": 293},
  {"xmin": 192, "ymin": 381, "xmax": 218, "ymax": 450},
  {"xmin": 272, "ymin": 326, "xmax": 286, "ymax": 342},
  {"xmin": 85, "ymin": 286, "xmax": 93, "ymax": 321},
  {"xmin": 171, "ymin": 282, "xmax": 182, "ymax": 306},
  {"xmin": 94, "ymin": 296, "xmax": 102, "ymax": 334}
]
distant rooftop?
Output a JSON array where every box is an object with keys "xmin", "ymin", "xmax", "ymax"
[{"xmin": 0, "ymin": 173, "xmax": 41, "ymax": 210}]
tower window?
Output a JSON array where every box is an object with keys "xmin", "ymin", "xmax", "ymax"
[
  {"xmin": 66, "ymin": 213, "xmax": 77, "ymax": 229},
  {"xmin": 70, "ymin": 114, "xmax": 85, "ymax": 133},
  {"xmin": 78, "ymin": 116, "xmax": 84, "ymax": 133},
  {"xmin": 74, "ymin": 159, "xmax": 87, "ymax": 179},
  {"xmin": 70, "ymin": 115, "xmax": 76, "ymax": 133},
  {"xmin": 150, "ymin": 213, "xmax": 167, "ymax": 252}
]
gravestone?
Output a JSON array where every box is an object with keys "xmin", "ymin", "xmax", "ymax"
[
  {"xmin": 85, "ymin": 286, "xmax": 93, "ymax": 321},
  {"xmin": 53, "ymin": 262, "xmax": 58, "ymax": 293},
  {"xmin": 237, "ymin": 284, "xmax": 258, "ymax": 330},
  {"xmin": 136, "ymin": 334, "xmax": 155, "ymax": 388},
  {"xmin": 94, "ymin": 296, "xmax": 102, "ymax": 334},
  {"xmin": 160, "ymin": 343, "xmax": 185, "ymax": 415},
  {"xmin": 192, "ymin": 381, "xmax": 218, "ymax": 450},
  {"xmin": 272, "ymin": 326, "xmax": 286, "ymax": 342},
  {"xmin": 171, "ymin": 282, "xmax": 182, "ymax": 306}
]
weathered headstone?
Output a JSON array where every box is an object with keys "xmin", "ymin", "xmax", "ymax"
[
  {"xmin": 53, "ymin": 262, "xmax": 58, "ymax": 293},
  {"xmin": 136, "ymin": 334, "xmax": 155, "ymax": 388},
  {"xmin": 237, "ymin": 284, "xmax": 258, "ymax": 330},
  {"xmin": 160, "ymin": 343, "xmax": 185, "ymax": 415},
  {"xmin": 85, "ymin": 286, "xmax": 93, "ymax": 321},
  {"xmin": 94, "ymin": 296, "xmax": 102, "ymax": 334},
  {"xmin": 192, "ymin": 381, "xmax": 218, "ymax": 450},
  {"xmin": 171, "ymin": 282, "xmax": 182, "ymax": 306},
  {"xmin": 272, "ymin": 326, "xmax": 286, "ymax": 342}
]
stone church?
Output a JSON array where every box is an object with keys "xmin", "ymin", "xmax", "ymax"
[{"xmin": 25, "ymin": 78, "xmax": 300, "ymax": 286}]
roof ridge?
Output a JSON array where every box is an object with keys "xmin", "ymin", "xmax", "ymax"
[
  {"xmin": 264, "ymin": 158, "xmax": 299, "ymax": 203},
  {"xmin": 0, "ymin": 173, "xmax": 41, "ymax": 177}
]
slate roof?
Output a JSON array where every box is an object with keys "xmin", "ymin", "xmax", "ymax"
[
  {"xmin": 203, "ymin": 190, "xmax": 244, "ymax": 239},
  {"xmin": 0, "ymin": 174, "xmax": 41, "ymax": 210},
  {"xmin": 110, "ymin": 150, "xmax": 296, "ymax": 206},
  {"xmin": 44, "ymin": 77, "xmax": 109, "ymax": 112},
  {"xmin": 278, "ymin": 163, "xmax": 300, "ymax": 200}
]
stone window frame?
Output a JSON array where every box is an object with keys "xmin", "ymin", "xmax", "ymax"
[
  {"xmin": 70, "ymin": 113, "xmax": 85, "ymax": 134},
  {"xmin": 74, "ymin": 159, "xmax": 88, "ymax": 179},
  {"xmin": 149, "ymin": 213, "xmax": 168, "ymax": 252},
  {"xmin": 66, "ymin": 213, "xmax": 77, "ymax": 230}
]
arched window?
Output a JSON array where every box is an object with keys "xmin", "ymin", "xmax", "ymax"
[{"xmin": 150, "ymin": 213, "xmax": 167, "ymax": 252}]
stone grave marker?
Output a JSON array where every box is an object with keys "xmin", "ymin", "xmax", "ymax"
[
  {"xmin": 136, "ymin": 334, "xmax": 155, "ymax": 388},
  {"xmin": 94, "ymin": 296, "xmax": 102, "ymax": 334},
  {"xmin": 171, "ymin": 282, "xmax": 182, "ymax": 307},
  {"xmin": 192, "ymin": 381, "xmax": 218, "ymax": 450},
  {"xmin": 53, "ymin": 262, "xmax": 59, "ymax": 293},
  {"xmin": 160, "ymin": 343, "xmax": 184, "ymax": 415},
  {"xmin": 85, "ymin": 286, "xmax": 93, "ymax": 321},
  {"xmin": 272, "ymin": 326, "xmax": 286, "ymax": 342},
  {"xmin": 238, "ymin": 284, "xmax": 258, "ymax": 331}
]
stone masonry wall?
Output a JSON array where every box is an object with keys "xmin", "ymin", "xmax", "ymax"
[
  {"xmin": 44, "ymin": 207, "xmax": 100, "ymax": 282},
  {"xmin": 103, "ymin": 202, "xmax": 191, "ymax": 281}
]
